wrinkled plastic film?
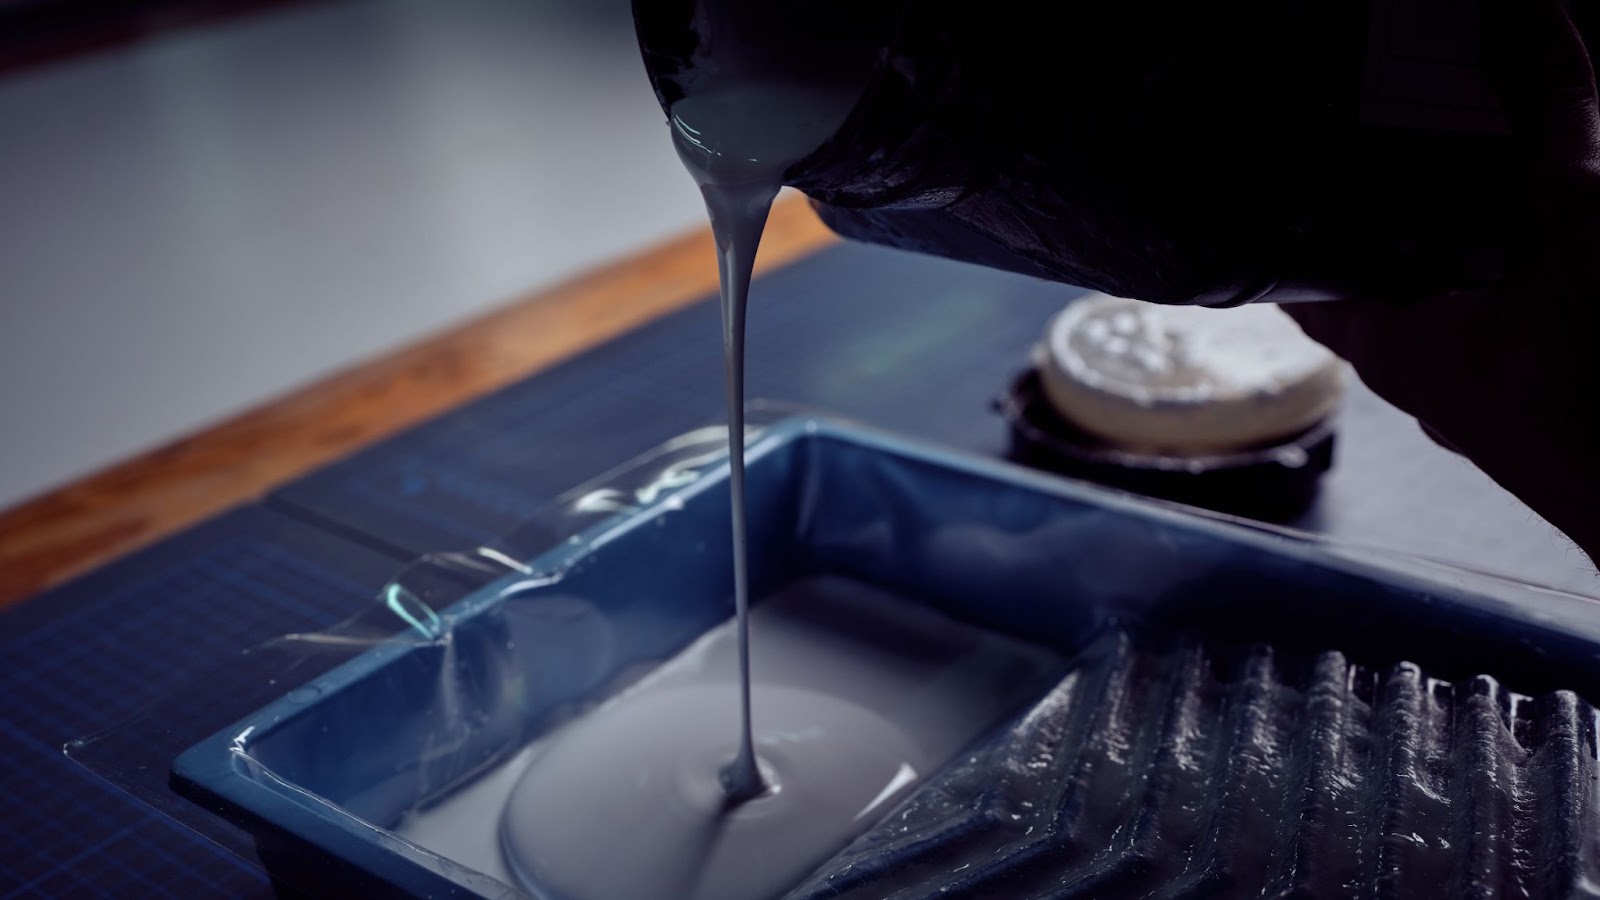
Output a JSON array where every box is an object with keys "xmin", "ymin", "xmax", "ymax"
[{"xmin": 67, "ymin": 411, "xmax": 1600, "ymax": 899}]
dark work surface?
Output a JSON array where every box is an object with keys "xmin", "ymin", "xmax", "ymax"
[
  {"xmin": 1, "ymin": 240, "xmax": 1594, "ymax": 898},
  {"xmin": 271, "ymin": 241, "xmax": 1065, "ymax": 553},
  {"xmin": 273, "ymin": 240, "xmax": 1597, "ymax": 594},
  {"xmin": 0, "ymin": 505, "xmax": 407, "ymax": 898}
]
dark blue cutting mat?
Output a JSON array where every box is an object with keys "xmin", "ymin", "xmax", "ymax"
[
  {"xmin": 0, "ymin": 506, "xmax": 408, "ymax": 898},
  {"xmin": 2, "ymin": 240, "xmax": 1593, "ymax": 898},
  {"xmin": 269, "ymin": 242, "xmax": 1073, "ymax": 553}
]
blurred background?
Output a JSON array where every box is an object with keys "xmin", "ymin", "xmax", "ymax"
[{"xmin": 0, "ymin": 0, "xmax": 707, "ymax": 510}]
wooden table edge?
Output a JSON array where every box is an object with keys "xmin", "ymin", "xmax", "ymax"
[{"xmin": 0, "ymin": 194, "xmax": 838, "ymax": 609}]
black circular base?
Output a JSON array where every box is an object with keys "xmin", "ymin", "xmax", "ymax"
[{"xmin": 995, "ymin": 369, "xmax": 1335, "ymax": 523}]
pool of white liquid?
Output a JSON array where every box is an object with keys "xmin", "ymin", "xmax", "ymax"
[{"xmin": 394, "ymin": 574, "xmax": 1065, "ymax": 898}]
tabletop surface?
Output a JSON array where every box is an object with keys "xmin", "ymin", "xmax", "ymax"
[{"xmin": 1, "ymin": 206, "xmax": 1594, "ymax": 897}]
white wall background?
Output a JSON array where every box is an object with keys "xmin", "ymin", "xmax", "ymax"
[{"xmin": 0, "ymin": 0, "xmax": 708, "ymax": 509}]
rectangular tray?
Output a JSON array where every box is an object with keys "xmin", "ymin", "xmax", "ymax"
[{"xmin": 173, "ymin": 418, "xmax": 1600, "ymax": 898}]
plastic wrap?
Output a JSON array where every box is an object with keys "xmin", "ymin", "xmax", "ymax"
[{"xmin": 68, "ymin": 411, "xmax": 1600, "ymax": 898}]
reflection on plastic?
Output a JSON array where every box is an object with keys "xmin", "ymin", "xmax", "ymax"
[{"xmin": 385, "ymin": 584, "xmax": 445, "ymax": 640}]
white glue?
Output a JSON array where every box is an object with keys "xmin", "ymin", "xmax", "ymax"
[{"xmin": 500, "ymin": 576, "xmax": 1063, "ymax": 900}]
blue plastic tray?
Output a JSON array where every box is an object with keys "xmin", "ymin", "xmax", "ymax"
[{"xmin": 173, "ymin": 418, "xmax": 1600, "ymax": 898}]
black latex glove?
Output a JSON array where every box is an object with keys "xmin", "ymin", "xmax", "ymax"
[{"xmin": 1286, "ymin": 0, "xmax": 1600, "ymax": 566}]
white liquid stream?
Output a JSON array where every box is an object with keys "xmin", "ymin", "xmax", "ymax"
[
  {"xmin": 668, "ymin": 82, "xmax": 862, "ymax": 799},
  {"xmin": 497, "ymin": 80, "xmax": 964, "ymax": 900}
]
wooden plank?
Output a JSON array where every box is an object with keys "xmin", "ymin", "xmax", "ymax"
[{"xmin": 0, "ymin": 193, "xmax": 836, "ymax": 608}]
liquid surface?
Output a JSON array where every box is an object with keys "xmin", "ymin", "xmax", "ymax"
[
  {"xmin": 499, "ymin": 576, "xmax": 1064, "ymax": 900},
  {"xmin": 502, "ymin": 684, "xmax": 922, "ymax": 900}
]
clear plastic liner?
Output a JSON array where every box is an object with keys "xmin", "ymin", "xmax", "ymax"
[{"xmin": 66, "ymin": 408, "xmax": 1600, "ymax": 899}]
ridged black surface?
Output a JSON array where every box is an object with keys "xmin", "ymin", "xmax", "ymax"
[{"xmin": 787, "ymin": 630, "xmax": 1600, "ymax": 899}]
